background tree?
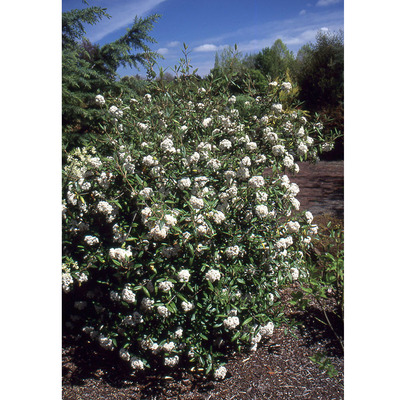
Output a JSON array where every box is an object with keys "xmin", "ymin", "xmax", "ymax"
[
  {"xmin": 254, "ymin": 39, "xmax": 296, "ymax": 80},
  {"xmin": 62, "ymin": 0, "xmax": 160, "ymax": 148},
  {"xmin": 295, "ymin": 30, "xmax": 344, "ymax": 113},
  {"xmin": 295, "ymin": 30, "xmax": 344, "ymax": 159}
]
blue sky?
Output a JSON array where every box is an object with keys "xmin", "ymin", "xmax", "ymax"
[{"xmin": 63, "ymin": 0, "xmax": 343, "ymax": 77}]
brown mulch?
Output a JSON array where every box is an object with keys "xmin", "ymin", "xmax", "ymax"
[{"xmin": 62, "ymin": 160, "xmax": 344, "ymax": 400}]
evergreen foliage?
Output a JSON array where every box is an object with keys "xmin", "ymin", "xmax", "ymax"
[{"xmin": 62, "ymin": 0, "xmax": 160, "ymax": 148}]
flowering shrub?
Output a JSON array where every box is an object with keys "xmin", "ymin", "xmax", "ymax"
[{"xmin": 62, "ymin": 72, "xmax": 339, "ymax": 378}]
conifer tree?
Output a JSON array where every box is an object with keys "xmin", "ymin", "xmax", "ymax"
[{"xmin": 62, "ymin": 0, "xmax": 160, "ymax": 146}]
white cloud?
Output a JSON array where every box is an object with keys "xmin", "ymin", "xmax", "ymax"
[
  {"xmin": 167, "ymin": 41, "xmax": 180, "ymax": 48},
  {"xmin": 316, "ymin": 0, "xmax": 341, "ymax": 6},
  {"xmin": 300, "ymin": 10, "xmax": 307, "ymax": 16},
  {"xmin": 84, "ymin": 0, "xmax": 168, "ymax": 43},
  {"xmin": 193, "ymin": 43, "xmax": 228, "ymax": 52},
  {"xmin": 157, "ymin": 47, "xmax": 169, "ymax": 55}
]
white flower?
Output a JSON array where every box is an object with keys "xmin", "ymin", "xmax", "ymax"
[
  {"xmin": 139, "ymin": 187, "xmax": 154, "ymax": 199},
  {"xmin": 162, "ymin": 341, "xmax": 176, "ymax": 352},
  {"xmin": 290, "ymin": 197, "xmax": 300, "ymax": 211},
  {"xmin": 288, "ymin": 183, "xmax": 300, "ymax": 197},
  {"xmin": 297, "ymin": 143, "xmax": 308, "ymax": 156},
  {"xmin": 240, "ymin": 156, "xmax": 252, "ymax": 167},
  {"xmin": 164, "ymin": 355, "xmax": 179, "ymax": 367},
  {"xmin": 174, "ymin": 328, "xmax": 183, "ymax": 339},
  {"xmin": 188, "ymin": 151, "xmax": 200, "ymax": 165},
  {"xmin": 121, "ymin": 286, "xmax": 136, "ymax": 303},
  {"xmin": 246, "ymin": 142, "xmax": 258, "ymax": 151},
  {"xmin": 141, "ymin": 297, "xmax": 155, "ymax": 311},
  {"xmin": 269, "ymin": 81, "xmax": 278, "ymax": 87},
  {"xmin": 95, "ymin": 94, "xmax": 105, "ymax": 105},
  {"xmin": 228, "ymin": 95, "xmax": 236, "ymax": 104},
  {"xmin": 143, "ymin": 155, "xmax": 157, "ymax": 167},
  {"xmin": 99, "ymin": 335, "xmax": 115, "ymax": 351},
  {"xmin": 202, "ymin": 117, "xmax": 213, "ymax": 128},
  {"xmin": 283, "ymin": 154, "xmax": 294, "ymax": 168},
  {"xmin": 178, "ymin": 177, "xmax": 191, "ymax": 190},
  {"xmin": 272, "ymin": 103, "xmax": 283, "ymax": 113},
  {"xmin": 158, "ymin": 281, "xmax": 174, "ymax": 292},
  {"xmin": 322, "ymin": 143, "xmax": 334, "ymax": 152},
  {"xmin": 181, "ymin": 301, "xmax": 195, "ymax": 312},
  {"xmin": 260, "ymin": 322, "xmax": 274, "ymax": 337},
  {"xmin": 272, "ymin": 145, "xmax": 285, "ymax": 156},
  {"xmin": 256, "ymin": 191, "xmax": 268, "ymax": 202},
  {"xmin": 255, "ymin": 205, "xmax": 269, "ymax": 219},
  {"xmin": 308, "ymin": 224, "xmax": 319, "ymax": 235},
  {"xmin": 225, "ymin": 245, "xmax": 240, "ymax": 259},
  {"xmin": 248, "ymin": 176, "xmax": 265, "ymax": 189},
  {"xmin": 295, "ymin": 126, "xmax": 305, "ymax": 138},
  {"xmin": 149, "ymin": 224, "xmax": 169, "ymax": 241},
  {"xmin": 219, "ymin": 139, "xmax": 232, "ymax": 150},
  {"xmin": 144, "ymin": 93, "xmax": 152, "ymax": 102},
  {"xmin": 119, "ymin": 348, "xmax": 131, "ymax": 362},
  {"xmin": 223, "ymin": 316, "xmax": 240, "ymax": 330},
  {"xmin": 210, "ymin": 210, "xmax": 226, "ymax": 224},
  {"xmin": 290, "ymin": 267, "xmax": 299, "ymax": 281},
  {"xmin": 131, "ymin": 357, "xmax": 145, "ymax": 370},
  {"xmin": 109, "ymin": 247, "xmax": 132, "ymax": 264},
  {"xmin": 265, "ymin": 131, "xmax": 278, "ymax": 144},
  {"xmin": 160, "ymin": 138, "xmax": 176, "ymax": 153},
  {"xmin": 164, "ymin": 214, "xmax": 178, "ymax": 227},
  {"xmin": 281, "ymin": 81, "xmax": 292, "ymax": 91},
  {"xmin": 109, "ymin": 105, "xmax": 123, "ymax": 118},
  {"xmin": 180, "ymin": 125, "xmax": 188, "ymax": 133},
  {"xmin": 286, "ymin": 221, "xmax": 300, "ymax": 233},
  {"xmin": 214, "ymin": 366, "xmax": 227, "ymax": 380},
  {"xmin": 205, "ymin": 269, "xmax": 221, "ymax": 283},
  {"xmin": 177, "ymin": 269, "xmax": 191, "ymax": 282},
  {"xmin": 305, "ymin": 211, "xmax": 314, "ymax": 224},
  {"xmin": 84, "ymin": 235, "xmax": 99, "ymax": 246},
  {"xmin": 190, "ymin": 196, "xmax": 204, "ymax": 210},
  {"xmin": 206, "ymin": 158, "xmax": 221, "ymax": 171},
  {"xmin": 157, "ymin": 305, "xmax": 171, "ymax": 318},
  {"xmin": 97, "ymin": 201, "xmax": 113, "ymax": 215}
]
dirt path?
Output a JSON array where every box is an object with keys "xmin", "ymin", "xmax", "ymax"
[{"xmin": 293, "ymin": 161, "xmax": 344, "ymax": 219}]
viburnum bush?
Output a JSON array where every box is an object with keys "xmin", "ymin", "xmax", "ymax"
[{"xmin": 62, "ymin": 71, "xmax": 338, "ymax": 379}]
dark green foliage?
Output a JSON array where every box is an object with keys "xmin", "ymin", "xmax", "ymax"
[
  {"xmin": 62, "ymin": 0, "xmax": 160, "ymax": 149},
  {"xmin": 254, "ymin": 39, "xmax": 296, "ymax": 80},
  {"xmin": 295, "ymin": 30, "xmax": 344, "ymax": 113},
  {"xmin": 295, "ymin": 30, "xmax": 344, "ymax": 159}
]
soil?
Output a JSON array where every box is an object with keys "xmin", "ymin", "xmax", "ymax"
[{"xmin": 62, "ymin": 160, "xmax": 344, "ymax": 400}]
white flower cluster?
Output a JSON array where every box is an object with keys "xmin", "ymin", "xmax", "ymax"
[
  {"xmin": 259, "ymin": 322, "xmax": 274, "ymax": 337},
  {"xmin": 177, "ymin": 269, "xmax": 191, "ymax": 282},
  {"xmin": 164, "ymin": 355, "xmax": 179, "ymax": 367},
  {"xmin": 223, "ymin": 316, "xmax": 240, "ymax": 330},
  {"xmin": 248, "ymin": 175, "xmax": 265, "ymax": 189},
  {"xmin": 109, "ymin": 247, "xmax": 132, "ymax": 264},
  {"xmin": 181, "ymin": 301, "xmax": 195, "ymax": 312},
  {"xmin": 84, "ymin": 235, "xmax": 99, "ymax": 246},
  {"xmin": 214, "ymin": 366, "xmax": 227, "ymax": 380},
  {"xmin": 205, "ymin": 269, "xmax": 221, "ymax": 283},
  {"xmin": 121, "ymin": 285, "xmax": 136, "ymax": 303},
  {"xmin": 158, "ymin": 281, "xmax": 174, "ymax": 292},
  {"xmin": 225, "ymin": 245, "xmax": 240, "ymax": 259}
]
